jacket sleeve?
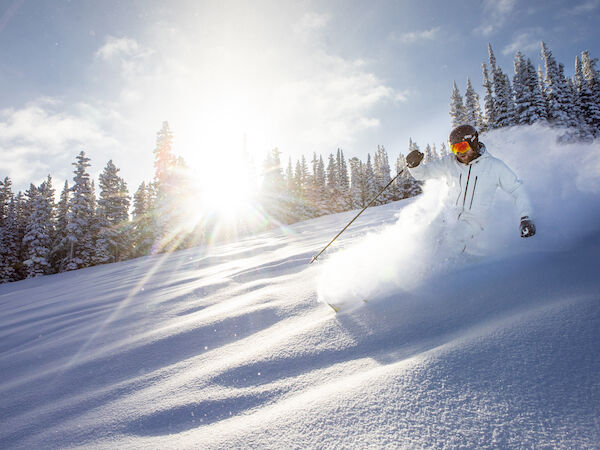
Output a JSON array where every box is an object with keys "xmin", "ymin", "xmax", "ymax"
[
  {"xmin": 408, "ymin": 156, "xmax": 453, "ymax": 181},
  {"xmin": 497, "ymin": 161, "xmax": 533, "ymax": 219}
]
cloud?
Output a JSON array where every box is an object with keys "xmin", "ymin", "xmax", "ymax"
[
  {"xmin": 391, "ymin": 27, "xmax": 440, "ymax": 44},
  {"xmin": 293, "ymin": 12, "xmax": 330, "ymax": 42},
  {"xmin": 475, "ymin": 0, "xmax": 517, "ymax": 36},
  {"xmin": 568, "ymin": 0, "xmax": 600, "ymax": 14},
  {"xmin": 502, "ymin": 30, "xmax": 543, "ymax": 56},
  {"xmin": 0, "ymin": 99, "xmax": 120, "ymax": 188},
  {"xmin": 95, "ymin": 36, "xmax": 154, "ymax": 78},
  {"xmin": 88, "ymin": 16, "xmax": 402, "ymax": 164}
]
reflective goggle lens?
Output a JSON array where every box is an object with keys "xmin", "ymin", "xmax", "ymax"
[{"xmin": 451, "ymin": 141, "xmax": 471, "ymax": 154}]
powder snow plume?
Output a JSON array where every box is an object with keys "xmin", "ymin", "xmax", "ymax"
[
  {"xmin": 317, "ymin": 124, "xmax": 600, "ymax": 309},
  {"xmin": 317, "ymin": 179, "xmax": 457, "ymax": 309}
]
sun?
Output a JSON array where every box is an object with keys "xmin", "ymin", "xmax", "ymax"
[{"xmin": 177, "ymin": 149, "xmax": 262, "ymax": 241}]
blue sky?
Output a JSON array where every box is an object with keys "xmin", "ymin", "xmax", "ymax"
[{"xmin": 1, "ymin": 0, "xmax": 599, "ymax": 193}]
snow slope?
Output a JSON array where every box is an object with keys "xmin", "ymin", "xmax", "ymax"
[{"xmin": 1, "ymin": 125, "xmax": 599, "ymax": 448}]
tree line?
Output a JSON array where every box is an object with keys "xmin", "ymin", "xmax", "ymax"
[
  {"xmin": 450, "ymin": 42, "xmax": 600, "ymax": 140},
  {"xmin": 2, "ymin": 42, "xmax": 599, "ymax": 283},
  {"xmin": 0, "ymin": 120, "xmax": 442, "ymax": 284}
]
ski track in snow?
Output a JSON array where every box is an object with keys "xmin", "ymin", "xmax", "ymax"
[{"xmin": 1, "ymin": 126, "xmax": 600, "ymax": 448}]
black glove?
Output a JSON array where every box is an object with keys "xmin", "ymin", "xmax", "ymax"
[
  {"xmin": 520, "ymin": 216, "xmax": 536, "ymax": 238},
  {"xmin": 406, "ymin": 150, "xmax": 424, "ymax": 168}
]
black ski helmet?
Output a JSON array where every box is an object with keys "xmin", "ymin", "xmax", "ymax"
[{"xmin": 449, "ymin": 124, "xmax": 479, "ymax": 150}]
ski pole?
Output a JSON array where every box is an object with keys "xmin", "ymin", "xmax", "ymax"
[{"xmin": 309, "ymin": 169, "xmax": 404, "ymax": 264}]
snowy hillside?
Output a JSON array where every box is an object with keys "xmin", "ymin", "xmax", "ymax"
[{"xmin": 1, "ymin": 126, "xmax": 599, "ymax": 448}]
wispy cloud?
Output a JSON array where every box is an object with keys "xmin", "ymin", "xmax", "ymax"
[
  {"xmin": 293, "ymin": 12, "xmax": 330, "ymax": 42},
  {"xmin": 475, "ymin": 0, "xmax": 517, "ymax": 36},
  {"xmin": 0, "ymin": 99, "xmax": 119, "ymax": 188},
  {"xmin": 95, "ymin": 36, "xmax": 154, "ymax": 78},
  {"xmin": 569, "ymin": 0, "xmax": 600, "ymax": 14},
  {"xmin": 502, "ymin": 30, "xmax": 543, "ymax": 56},
  {"xmin": 391, "ymin": 27, "xmax": 440, "ymax": 44}
]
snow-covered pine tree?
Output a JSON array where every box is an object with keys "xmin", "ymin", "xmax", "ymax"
[
  {"xmin": 494, "ymin": 68, "xmax": 516, "ymax": 127},
  {"xmin": 439, "ymin": 142, "xmax": 449, "ymax": 158},
  {"xmin": 50, "ymin": 180, "xmax": 70, "ymax": 273},
  {"xmin": 22, "ymin": 176, "xmax": 56, "ymax": 277},
  {"xmin": 373, "ymin": 145, "xmax": 392, "ymax": 205},
  {"xmin": 151, "ymin": 121, "xmax": 179, "ymax": 252},
  {"xmin": 580, "ymin": 51, "xmax": 600, "ymax": 137},
  {"xmin": 431, "ymin": 143, "xmax": 440, "ymax": 161},
  {"xmin": 423, "ymin": 144, "xmax": 433, "ymax": 164},
  {"xmin": 395, "ymin": 151, "xmax": 421, "ymax": 199},
  {"xmin": 65, "ymin": 151, "xmax": 96, "ymax": 271},
  {"xmin": 513, "ymin": 52, "xmax": 535, "ymax": 125},
  {"xmin": 325, "ymin": 153, "xmax": 341, "ymax": 212},
  {"xmin": 481, "ymin": 62, "xmax": 496, "ymax": 130},
  {"xmin": 260, "ymin": 148, "xmax": 288, "ymax": 223},
  {"xmin": 0, "ymin": 177, "xmax": 11, "ymax": 228},
  {"xmin": 0, "ymin": 178, "xmax": 18, "ymax": 283},
  {"xmin": 449, "ymin": 81, "xmax": 467, "ymax": 127},
  {"xmin": 313, "ymin": 154, "xmax": 328, "ymax": 214},
  {"xmin": 363, "ymin": 153, "xmax": 376, "ymax": 206},
  {"xmin": 94, "ymin": 160, "xmax": 131, "ymax": 264},
  {"xmin": 285, "ymin": 157, "xmax": 294, "ymax": 193},
  {"xmin": 131, "ymin": 182, "xmax": 154, "ymax": 257},
  {"xmin": 575, "ymin": 55, "xmax": 599, "ymax": 140},
  {"xmin": 336, "ymin": 149, "xmax": 351, "ymax": 210},
  {"xmin": 464, "ymin": 77, "xmax": 484, "ymax": 129},
  {"xmin": 488, "ymin": 44, "xmax": 515, "ymax": 128},
  {"xmin": 0, "ymin": 195, "xmax": 21, "ymax": 283},
  {"xmin": 348, "ymin": 157, "xmax": 364, "ymax": 208},
  {"xmin": 558, "ymin": 63, "xmax": 580, "ymax": 132},
  {"xmin": 541, "ymin": 42, "xmax": 569, "ymax": 128},
  {"xmin": 528, "ymin": 59, "xmax": 548, "ymax": 124}
]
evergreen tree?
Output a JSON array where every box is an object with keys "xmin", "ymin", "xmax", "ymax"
[
  {"xmin": 464, "ymin": 77, "xmax": 484, "ymax": 128},
  {"xmin": 558, "ymin": 63, "xmax": 580, "ymax": 131},
  {"xmin": 285, "ymin": 157, "xmax": 294, "ymax": 193},
  {"xmin": 0, "ymin": 177, "xmax": 11, "ymax": 228},
  {"xmin": 449, "ymin": 81, "xmax": 467, "ymax": 127},
  {"xmin": 336, "ymin": 149, "xmax": 350, "ymax": 210},
  {"xmin": 0, "ymin": 179, "xmax": 19, "ymax": 283},
  {"xmin": 580, "ymin": 51, "xmax": 600, "ymax": 136},
  {"xmin": 395, "ymin": 151, "xmax": 421, "ymax": 199},
  {"xmin": 529, "ymin": 59, "xmax": 548, "ymax": 124},
  {"xmin": 65, "ymin": 151, "xmax": 96, "ymax": 271},
  {"xmin": 152, "ymin": 121, "xmax": 178, "ymax": 251},
  {"xmin": 348, "ymin": 157, "xmax": 364, "ymax": 208},
  {"xmin": 314, "ymin": 154, "xmax": 328, "ymax": 214},
  {"xmin": 488, "ymin": 44, "xmax": 516, "ymax": 128},
  {"xmin": 575, "ymin": 54, "xmax": 599, "ymax": 139},
  {"xmin": 373, "ymin": 145, "xmax": 392, "ymax": 205},
  {"xmin": 22, "ymin": 176, "xmax": 55, "ymax": 277},
  {"xmin": 260, "ymin": 148, "xmax": 287, "ymax": 223},
  {"xmin": 132, "ymin": 182, "xmax": 154, "ymax": 257},
  {"xmin": 0, "ymin": 195, "xmax": 21, "ymax": 283},
  {"xmin": 494, "ymin": 69, "xmax": 516, "ymax": 127},
  {"xmin": 95, "ymin": 160, "xmax": 131, "ymax": 264},
  {"xmin": 481, "ymin": 62, "xmax": 496, "ymax": 130},
  {"xmin": 541, "ymin": 42, "xmax": 569, "ymax": 127},
  {"xmin": 513, "ymin": 52, "xmax": 535, "ymax": 125},
  {"xmin": 325, "ymin": 153, "xmax": 341, "ymax": 212},
  {"xmin": 431, "ymin": 143, "xmax": 440, "ymax": 161},
  {"xmin": 439, "ymin": 142, "xmax": 450, "ymax": 158},
  {"xmin": 50, "ymin": 181, "xmax": 70, "ymax": 272},
  {"xmin": 363, "ymin": 153, "xmax": 376, "ymax": 206}
]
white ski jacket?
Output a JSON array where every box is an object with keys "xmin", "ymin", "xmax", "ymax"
[{"xmin": 408, "ymin": 144, "xmax": 533, "ymax": 233}]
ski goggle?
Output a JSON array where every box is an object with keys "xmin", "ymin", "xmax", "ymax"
[{"xmin": 450, "ymin": 141, "xmax": 471, "ymax": 154}]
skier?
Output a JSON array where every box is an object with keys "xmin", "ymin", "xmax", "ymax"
[{"xmin": 406, "ymin": 124, "xmax": 536, "ymax": 254}]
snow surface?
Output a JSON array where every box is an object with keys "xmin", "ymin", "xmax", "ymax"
[{"xmin": 1, "ymin": 125, "xmax": 600, "ymax": 448}]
